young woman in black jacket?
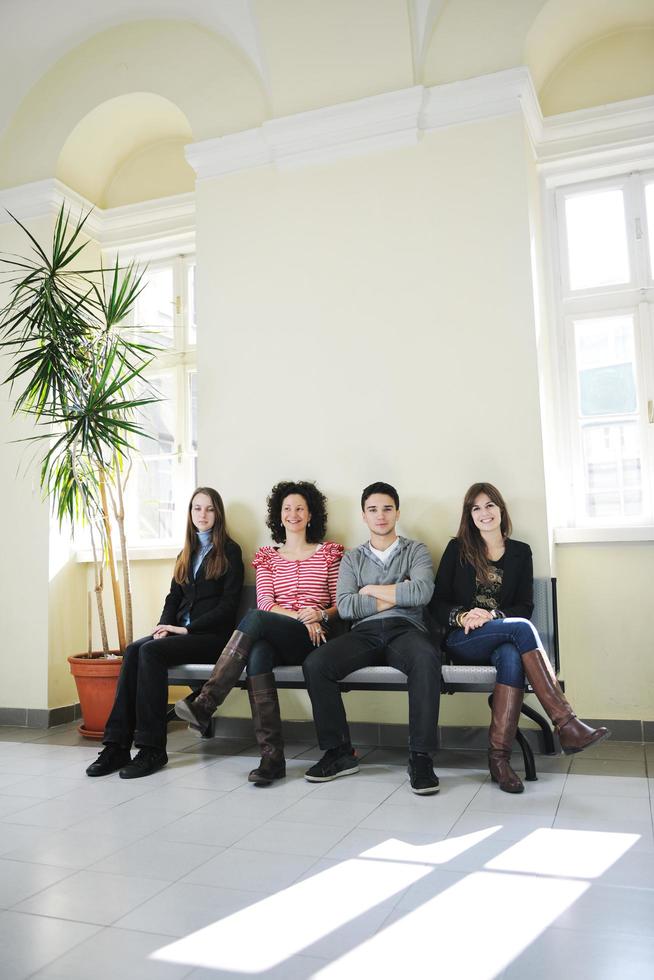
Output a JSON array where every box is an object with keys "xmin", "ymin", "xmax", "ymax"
[
  {"xmin": 433, "ymin": 482, "xmax": 608, "ymax": 794},
  {"xmin": 86, "ymin": 487, "xmax": 244, "ymax": 779}
]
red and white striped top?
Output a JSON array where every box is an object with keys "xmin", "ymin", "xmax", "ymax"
[{"xmin": 252, "ymin": 542, "xmax": 344, "ymax": 612}]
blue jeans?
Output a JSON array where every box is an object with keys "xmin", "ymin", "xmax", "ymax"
[
  {"xmin": 238, "ymin": 609, "xmax": 315, "ymax": 677},
  {"xmin": 445, "ymin": 618, "xmax": 541, "ymax": 689}
]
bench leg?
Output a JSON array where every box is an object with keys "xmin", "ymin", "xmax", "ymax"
[
  {"xmin": 520, "ymin": 701, "xmax": 558, "ymax": 755},
  {"xmin": 515, "ymin": 726, "xmax": 538, "ymax": 782}
]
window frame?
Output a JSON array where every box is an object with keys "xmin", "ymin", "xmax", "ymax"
[
  {"xmin": 547, "ymin": 168, "xmax": 654, "ymax": 534},
  {"xmin": 109, "ymin": 246, "xmax": 198, "ymax": 552}
]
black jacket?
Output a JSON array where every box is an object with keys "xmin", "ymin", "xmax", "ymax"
[
  {"xmin": 431, "ymin": 537, "xmax": 533, "ymax": 630},
  {"xmin": 159, "ymin": 538, "xmax": 244, "ymax": 636}
]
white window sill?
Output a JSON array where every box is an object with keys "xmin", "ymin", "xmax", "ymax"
[
  {"xmin": 554, "ymin": 526, "xmax": 654, "ymax": 544},
  {"xmin": 75, "ymin": 545, "xmax": 179, "ymax": 563}
]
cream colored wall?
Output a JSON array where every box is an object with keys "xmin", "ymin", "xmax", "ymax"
[
  {"xmin": 539, "ymin": 28, "xmax": 654, "ymax": 116},
  {"xmin": 195, "ymin": 112, "xmax": 549, "ymax": 726},
  {"xmin": 555, "ymin": 544, "xmax": 654, "ymax": 720},
  {"xmin": 0, "ymin": 217, "xmax": 53, "ymax": 710}
]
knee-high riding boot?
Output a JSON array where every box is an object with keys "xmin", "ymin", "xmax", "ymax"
[
  {"xmin": 521, "ymin": 649, "xmax": 610, "ymax": 755},
  {"xmin": 174, "ymin": 630, "xmax": 253, "ymax": 736},
  {"xmin": 247, "ymin": 673, "xmax": 286, "ymax": 786},
  {"xmin": 489, "ymin": 683, "xmax": 525, "ymax": 793}
]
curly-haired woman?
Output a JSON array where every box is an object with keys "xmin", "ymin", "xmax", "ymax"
[{"xmin": 175, "ymin": 480, "xmax": 343, "ymax": 785}]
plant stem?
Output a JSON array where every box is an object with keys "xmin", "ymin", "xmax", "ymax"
[{"xmin": 99, "ymin": 474, "xmax": 126, "ymax": 654}]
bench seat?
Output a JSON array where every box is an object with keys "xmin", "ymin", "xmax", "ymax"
[{"xmin": 167, "ymin": 577, "xmax": 560, "ymax": 778}]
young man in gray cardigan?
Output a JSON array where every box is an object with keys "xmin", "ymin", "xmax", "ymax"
[{"xmin": 303, "ymin": 482, "xmax": 441, "ymax": 794}]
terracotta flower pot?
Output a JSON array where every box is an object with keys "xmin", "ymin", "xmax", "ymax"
[{"xmin": 68, "ymin": 653, "xmax": 123, "ymax": 740}]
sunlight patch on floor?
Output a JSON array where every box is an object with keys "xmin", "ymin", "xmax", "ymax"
[{"xmin": 151, "ymin": 827, "xmax": 640, "ymax": 976}]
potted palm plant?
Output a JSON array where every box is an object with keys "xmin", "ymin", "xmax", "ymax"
[{"xmin": 0, "ymin": 206, "xmax": 159, "ymax": 737}]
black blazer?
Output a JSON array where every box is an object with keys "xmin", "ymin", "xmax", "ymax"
[
  {"xmin": 431, "ymin": 537, "xmax": 534, "ymax": 631},
  {"xmin": 159, "ymin": 538, "xmax": 244, "ymax": 636}
]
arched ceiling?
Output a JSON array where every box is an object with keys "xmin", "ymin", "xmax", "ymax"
[
  {"xmin": 525, "ymin": 0, "xmax": 654, "ymax": 90},
  {"xmin": 0, "ymin": 0, "xmax": 269, "ymax": 138},
  {"xmin": 56, "ymin": 94, "xmax": 192, "ymax": 206},
  {"xmin": 0, "ymin": 19, "xmax": 268, "ymax": 189}
]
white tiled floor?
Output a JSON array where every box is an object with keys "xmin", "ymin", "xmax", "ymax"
[{"xmin": 0, "ymin": 723, "xmax": 652, "ymax": 979}]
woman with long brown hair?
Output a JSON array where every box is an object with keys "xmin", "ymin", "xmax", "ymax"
[
  {"xmin": 433, "ymin": 482, "xmax": 608, "ymax": 794},
  {"xmin": 86, "ymin": 487, "xmax": 243, "ymax": 779}
]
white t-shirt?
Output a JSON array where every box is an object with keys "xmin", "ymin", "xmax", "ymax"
[{"xmin": 369, "ymin": 536, "xmax": 400, "ymax": 565}]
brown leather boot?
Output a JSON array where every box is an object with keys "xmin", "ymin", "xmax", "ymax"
[
  {"xmin": 174, "ymin": 630, "xmax": 252, "ymax": 736},
  {"xmin": 488, "ymin": 683, "xmax": 524, "ymax": 794},
  {"xmin": 247, "ymin": 673, "xmax": 286, "ymax": 787},
  {"xmin": 521, "ymin": 649, "xmax": 610, "ymax": 755}
]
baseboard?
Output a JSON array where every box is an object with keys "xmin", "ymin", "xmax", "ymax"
[
  {"xmin": 176, "ymin": 714, "xmax": 652, "ymax": 748},
  {"xmin": 0, "ymin": 703, "xmax": 82, "ymax": 729},
  {"xmin": 0, "ymin": 705, "xmax": 649, "ymax": 743}
]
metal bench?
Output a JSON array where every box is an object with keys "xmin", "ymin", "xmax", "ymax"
[{"xmin": 168, "ymin": 578, "xmax": 559, "ymax": 780}]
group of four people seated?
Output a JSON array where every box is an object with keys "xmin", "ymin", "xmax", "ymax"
[{"xmin": 87, "ymin": 480, "xmax": 609, "ymax": 795}]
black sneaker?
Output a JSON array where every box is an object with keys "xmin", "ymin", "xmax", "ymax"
[
  {"xmin": 119, "ymin": 747, "xmax": 168, "ymax": 779},
  {"xmin": 305, "ymin": 746, "xmax": 360, "ymax": 782},
  {"xmin": 86, "ymin": 744, "xmax": 131, "ymax": 777},
  {"xmin": 408, "ymin": 752, "xmax": 440, "ymax": 795}
]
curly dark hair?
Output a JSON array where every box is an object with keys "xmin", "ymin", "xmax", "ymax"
[{"xmin": 266, "ymin": 481, "xmax": 328, "ymax": 544}]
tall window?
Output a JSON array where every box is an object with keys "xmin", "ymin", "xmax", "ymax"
[
  {"xmin": 552, "ymin": 172, "xmax": 654, "ymax": 527},
  {"xmin": 122, "ymin": 255, "xmax": 197, "ymax": 545}
]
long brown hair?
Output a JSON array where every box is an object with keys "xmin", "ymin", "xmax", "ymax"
[
  {"xmin": 173, "ymin": 487, "xmax": 229, "ymax": 584},
  {"xmin": 456, "ymin": 482, "xmax": 512, "ymax": 583}
]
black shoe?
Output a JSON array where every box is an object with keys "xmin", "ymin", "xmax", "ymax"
[
  {"xmin": 174, "ymin": 696, "xmax": 214, "ymax": 738},
  {"xmin": 408, "ymin": 752, "xmax": 440, "ymax": 795},
  {"xmin": 119, "ymin": 747, "xmax": 168, "ymax": 779},
  {"xmin": 305, "ymin": 746, "xmax": 359, "ymax": 782},
  {"xmin": 86, "ymin": 744, "xmax": 131, "ymax": 777},
  {"xmin": 248, "ymin": 755, "xmax": 286, "ymax": 786}
]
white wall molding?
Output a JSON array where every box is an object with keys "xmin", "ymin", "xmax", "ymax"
[
  {"xmin": 421, "ymin": 67, "xmax": 537, "ymax": 133},
  {"xmin": 183, "ymin": 67, "xmax": 654, "ymax": 182},
  {"xmin": 3, "ymin": 71, "xmax": 654, "ymax": 214},
  {"xmin": 0, "ymin": 179, "xmax": 195, "ymax": 251},
  {"xmin": 0, "ymin": 179, "xmax": 103, "ymax": 238},
  {"xmin": 185, "ymin": 129, "xmax": 271, "ymax": 180}
]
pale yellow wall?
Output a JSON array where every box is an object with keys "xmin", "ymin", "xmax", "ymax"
[
  {"xmin": 0, "ymin": 217, "xmax": 53, "ymax": 710},
  {"xmin": 194, "ymin": 112, "xmax": 549, "ymax": 727},
  {"xmin": 555, "ymin": 544, "xmax": 654, "ymax": 720},
  {"xmin": 48, "ymin": 549, "xmax": 86, "ymax": 708},
  {"xmin": 540, "ymin": 28, "xmax": 654, "ymax": 116}
]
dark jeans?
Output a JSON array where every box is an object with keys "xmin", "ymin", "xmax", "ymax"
[
  {"xmin": 104, "ymin": 631, "xmax": 227, "ymax": 749},
  {"xmin": 238, "ymin": 609, "xmax": 315, "ymax": 676},
  {"xmin": 445, "ymin": 618, "xmax": 542, "ymax": 689},
  {"xmin": 303, "ymin": 617, "xmax": 442, "ymax": 754}
]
